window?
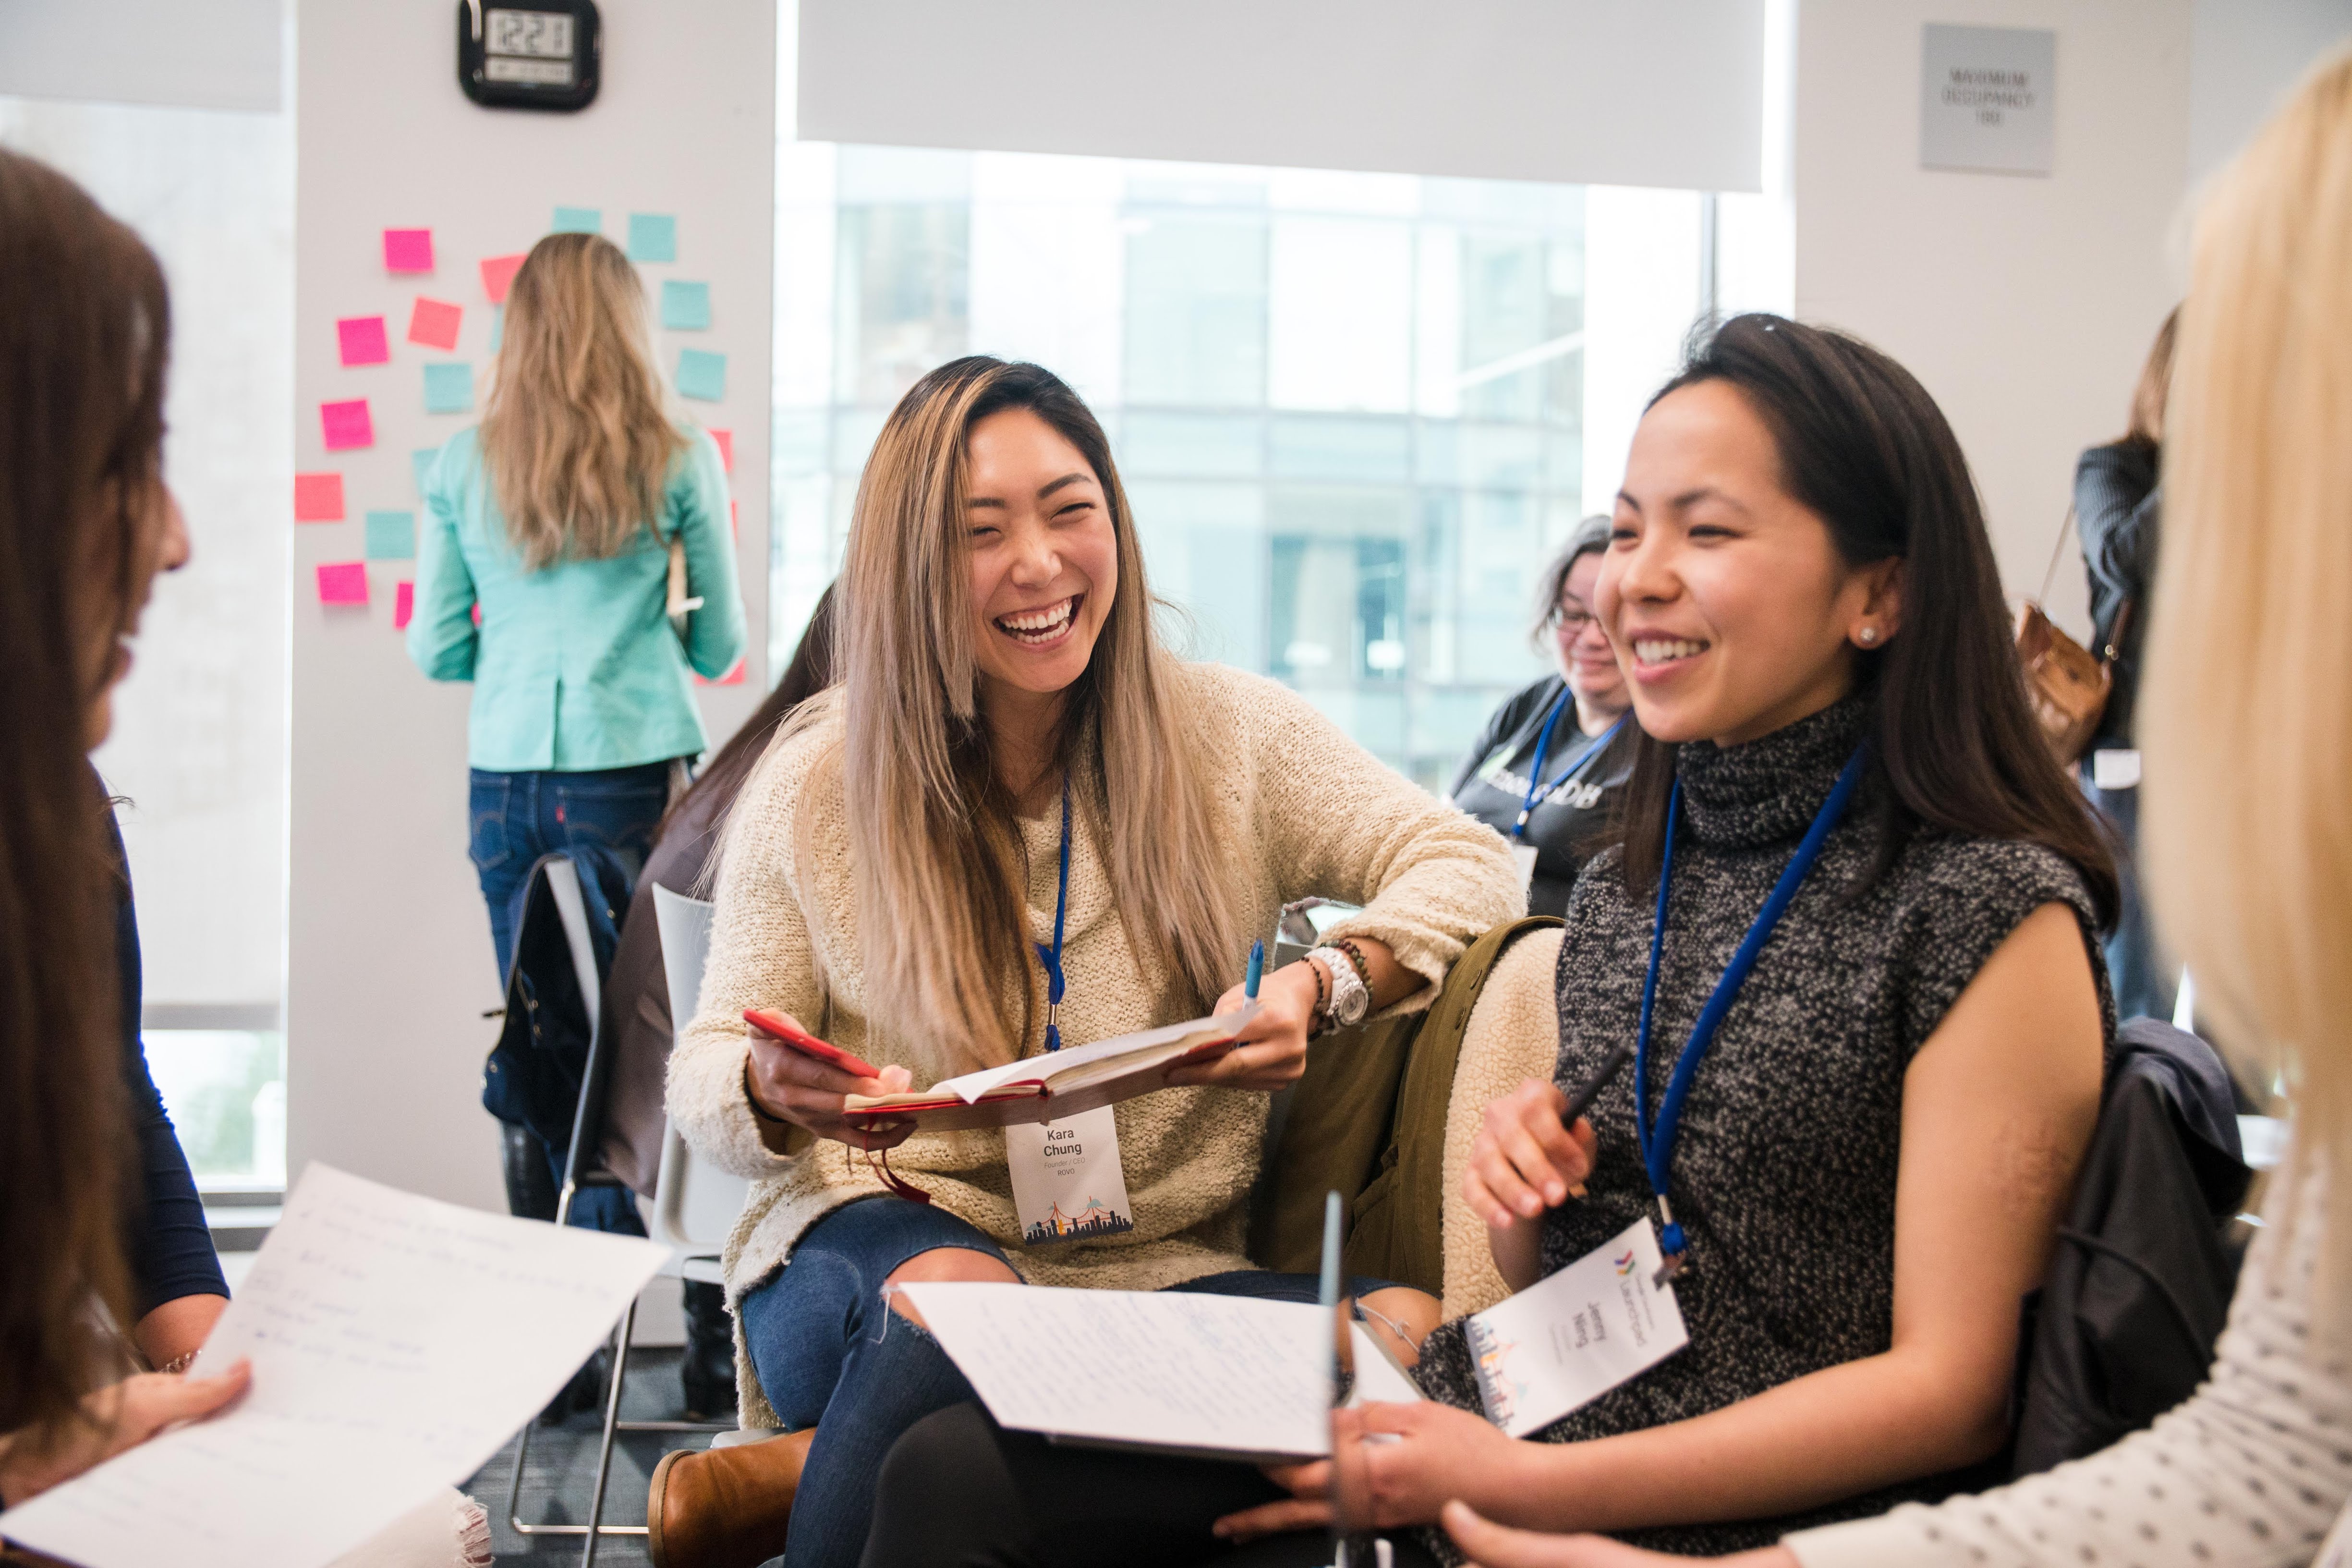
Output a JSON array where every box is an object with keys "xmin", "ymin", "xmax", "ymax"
[
  {"xmin": 1, "ymin": 96, "xmax": 293, "ymax": 1185},
  {"xmin": 776, "ymin": 146, "xmax": 1717, "ymax": 790}
]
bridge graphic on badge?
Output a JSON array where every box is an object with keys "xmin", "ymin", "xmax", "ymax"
[{"xmin": 1023, "ymin": 1194, "xmax": 1134, "ymax": 1246}]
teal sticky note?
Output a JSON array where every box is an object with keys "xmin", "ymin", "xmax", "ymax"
[
  {"xmin": 675, "ymin": 348, "xmax": 726, "ymax": 402},
  {"xmin": 424, "ymin": 362, "xmax": 473, "ymax": 414},
  {"xmin": 552, "ymin": 206, "xmax": 602, "ymax": 234},
  {"xmin": 365, "ymin": 510, "xmax": 417, "ymax": 559},
  {"xmin": 411, "ymin": 447, "xmax": 438, "ymax": 495},
  {"xmin": 490, "ymin": 305, "xmax": 503, "ymax": 352},
  {"xmin": 661, "ymin": 280, "xmax": 711, "ymax": 331},
  {"xmin": 628, "ymin": 213, "xmax": 677, "ymax": 263}
]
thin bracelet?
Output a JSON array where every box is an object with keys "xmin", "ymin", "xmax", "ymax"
[
  {"xmin": 743, "ymin": 1061, "xmax": 791, "ymax": 1127},
  {"xmin": 1307, "ymin": 949, "xmax": 1333, "ymax": 1033},
  {"xmin": 158, "ymin": 1350, "xmax": 197, "ymax": 1375}
]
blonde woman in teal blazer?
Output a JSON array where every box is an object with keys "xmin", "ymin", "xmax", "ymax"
[{"xmin": 407, "ymin": 231, "xmax": 746, "ymax": 980}]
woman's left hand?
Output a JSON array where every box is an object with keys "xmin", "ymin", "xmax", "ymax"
[
  {"xmin": 1213, "ymin": 1401, "xmax": 1524, "ymax": 1541},
  {"xmin": 1440, "ymin": 1503, "xmax": 1799, "ymax": 1568},
  {"xmin": 1164, "ymin": 961, "xmax": 1320, "ymax": 1092}
]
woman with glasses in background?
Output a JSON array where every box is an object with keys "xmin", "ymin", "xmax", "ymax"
[{"xmin": 1449, "ymin": 516, "xmax": 1639, "ymax": 916}]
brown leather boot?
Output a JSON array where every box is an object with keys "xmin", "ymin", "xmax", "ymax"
[{"xmin": 646, "ymin": 1429, "xmax": 815, "ymax": 1568}]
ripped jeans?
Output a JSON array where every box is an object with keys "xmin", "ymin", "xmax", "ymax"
[{"xmin": 739, "ymin": 1196, "xmax": 1403, "ymax": 1568}]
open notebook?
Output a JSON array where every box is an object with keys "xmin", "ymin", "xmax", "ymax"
[{"xmin": 836, "ymin": 1003, "xmax": 1261, "ymax": 1132}]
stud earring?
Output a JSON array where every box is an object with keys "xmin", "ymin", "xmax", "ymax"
[{"xmin": 1857, "ymin": 626, "xmax": 1879, "ymax": 645}]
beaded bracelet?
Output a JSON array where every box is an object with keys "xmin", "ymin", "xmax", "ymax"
[{"xmin": 1334, "ymin": 936, "xmax": 1372, "ymax": 989}]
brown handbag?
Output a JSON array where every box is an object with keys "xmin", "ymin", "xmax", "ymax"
[{"xmin": 2015, "ymin": 506, "xmax": 2132, "ymax": 767}]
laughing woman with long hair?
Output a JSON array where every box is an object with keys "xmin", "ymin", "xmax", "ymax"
[{"xmin": 653, "ymin": 356, "xmax": 1522, "ymax": 1568}]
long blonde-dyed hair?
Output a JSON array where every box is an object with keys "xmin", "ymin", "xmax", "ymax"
[
  {"xmin": 2140, "ymin": 48, "xmax": 2352, "ymax": 1269},
  {"xmin": 480, "ymin": 232, "xmax": 682, "ymax": 570},
  {"xmin": 812, "ymin": 356, "xmax": 1241, "ymax": 1070}
]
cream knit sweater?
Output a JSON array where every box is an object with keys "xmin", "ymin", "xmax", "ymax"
[{"xmin": 667, "ymin": 661, "xmax": 1523, "ymax": 1424}]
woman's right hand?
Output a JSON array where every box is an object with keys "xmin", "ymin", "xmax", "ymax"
[
  {"xmin": 743, "ymin": 1013, "xmax": 917, "ymax": 1151},
  {"xmin": 1464, "ymin": 1078, "xmax": 1598, "ymax": 1288},
  {"xmin": 0, "ymin": 1361, "xmax": 251, "ymax": 1507}
]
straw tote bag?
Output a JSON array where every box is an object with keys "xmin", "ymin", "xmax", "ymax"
[{"xmin": 2015, "ymin": 506, "xmax": 2132, "ymax": 767}]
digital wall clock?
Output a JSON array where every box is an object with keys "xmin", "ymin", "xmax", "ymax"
[{"xmin": 458, "ymin": 0, "xmax": 601, "ymax": 112}]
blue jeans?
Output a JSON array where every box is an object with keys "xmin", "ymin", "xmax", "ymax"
[
  {"xmin": 740, "ymin": 1196, "xmax": 1397, "ymax": 1568},
  {"xmin": 2080, "ymin": 770, "xmax": 2177, "ymax": 1023},
  {"xmin": 468, "ymin": 760, "xmax": 673, "ymax": 981}
]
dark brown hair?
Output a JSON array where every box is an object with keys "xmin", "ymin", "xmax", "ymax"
[
  {"xmin": 1616, "ymin": 315, "xmax": 2118, "ymax": 927},
  {"xmin": 657, "ymin": 580, "xmax": 840, "ymax": 843},
  {"xmin": 0, "ymin": 151, "xmax": 163, "ymax": 1444},
  {"xmin": 2125, "ymin": 306, "xmax": 2180, "ymax": 451},
  {"xmin": 1528, "ymin": 513, "xmax": 1613, "ymax": 644}
]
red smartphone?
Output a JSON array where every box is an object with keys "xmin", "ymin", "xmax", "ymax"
[{"xmin": 743, "ymin": 1009, "xmax": 884, "ymax": 1080}]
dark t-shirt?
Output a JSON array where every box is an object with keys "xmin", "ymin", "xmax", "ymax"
[{"xmin": 1448, "ymin": 675, "xmax": 1637, "ymax": 917}]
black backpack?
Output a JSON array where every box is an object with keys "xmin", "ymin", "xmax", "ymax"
[{"xmin": 2008, "ymin": 1017, "xmax": 2253, "ymax": 1476}]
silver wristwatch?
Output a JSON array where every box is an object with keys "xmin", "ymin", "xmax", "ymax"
[{"xmin": 1310, "ymin": 946, "xmax": 1371, "ymax": 1031}]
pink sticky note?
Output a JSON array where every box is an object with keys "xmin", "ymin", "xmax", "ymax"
[
  {"xmin": 337, "ymin": 316, "xmax": 389, "ymax": 367},
  {"xmin": 293, "ymin": 472, "xmax": 346, "ymax": 522},
  {"xmin": 321, "ymin": 398, "xmax": 374, "ymax": 451},
  {"xmin": 408, "ymin": 297, "xmax": 462, "ymax": 352},
  {"xmin": 697, "ymin": 658, "xmax": 748, "ymax": 688},
  {"xmin": 383, "ymin": 229, "xmax": 434, "ymax": 273},
  {"xmin": 316, "ymin": 562, "xmax": 369, "ymax": 606},
  {"xmin": 480, "ymin": 254, "xmax": 526, "ymax": 304},
  {"xmin": 729, "ymin": 498, "xmax": 739, "ymax": 541},
  {"xmin": 472, "ymin": 603, "xmax": 482, "ymax": 627},
  {"xmin": 710, "ymin": 429, "xmax": 733, "ymax": 473},
  {"xmin": 393, "ymin": 581, "xmax": 415, "ymax": 631}
]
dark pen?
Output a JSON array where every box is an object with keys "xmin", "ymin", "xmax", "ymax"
[{"xmin": 1560, "ymin": 1040, "xmax": 1632, "ymax": 1127}]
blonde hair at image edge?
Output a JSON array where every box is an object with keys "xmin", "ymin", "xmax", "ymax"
[
  {"xmin": 2140, "ymin": 47, "xmax": 2352, "ymax": 1277},
  {"xmin": 776, "ymin": 360, "xmax": 1242, "ymax": 1071},
  {"xmin": 479, "ymin": 231, "xmax": 683, "ymax": 570}
]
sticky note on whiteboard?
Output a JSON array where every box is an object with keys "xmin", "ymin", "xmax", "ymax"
[
  {"xmin": 294, "ymin": 472, "xmax": 345, "ymax": 522},
  {"xmin": 321, "ymin": 399, "xmax": 374, "ymax": 451},
  {"xmin": 697, "ymin": 657, "xmax": 748, "ymax": 687},
  {"xmin": 675, "ymin": 349, "xmax": 726, "ymax": 402},
  {"xmin": 480, "ymin": 253, "xmax": 526, "ymax": 304},
  {"xmin": 316, "ymin": 562, "xmax": 369, "ymax": 606},
  {"xmin": 365, "ymin": 511, "xmax": 416, "ymax": 559},
  {"xmin": 337, "ymin": 316, "xmax": 389, "ymax": 366},
  {"xmin": 710, "ymin": 428, "xmax": 732, "ymax": 473},
  {"xmin": 424, "ymin": 363, "xmax": 473, "ymax": 414},
  {"xmin": 383, "ymin": 228, "xmax": 434, "ymax": 273},
  {"xmin": 393, "ymin": 580, "xmax": 415, "ymax": 631},
  {"xmin": 551, "ymin": 206, "xmax": 602, "ymax": 233},
  {"xmin": 627, "ymin": 213, "xmax": 676, "ymax": 263},
  {"xmin": 660, "ymin": 280, "xmax": 711, "ymax": 330},
  {"xmin": 408, "ymin": 297, "xmax": 462, "ymax": 352}
]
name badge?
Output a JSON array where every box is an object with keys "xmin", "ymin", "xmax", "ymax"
[
  {"xmin": 1006, "ymin": 1105, "xmax": 1135, "ymax": 1247},
  {"xmin": 2092, "ymin": 748, "xmax": 2142, "ymax": 791},
  {"xmin": 1465, "ymin": 1216, "xmax": 1689, "ymax": 1436},
  {"xmin": 1511, "ymin": 843, "xmax": 1540, "ymax": 893}
]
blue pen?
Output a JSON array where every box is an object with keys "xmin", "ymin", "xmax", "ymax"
[{"xmin": 1245, "ymin": 938, "xmax": 1265, "ymax": 999}]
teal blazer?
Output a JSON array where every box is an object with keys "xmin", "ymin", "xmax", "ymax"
[{"xmin": 408, "ymin": 426, "xmax": 747, "ymax": 772}]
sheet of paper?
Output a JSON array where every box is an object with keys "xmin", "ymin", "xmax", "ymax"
[
  {"xmin": 628, "ymin": 212, "xmax": 677, "ymax": 262},
  {"xmin": 479, "ymin": 253, "xmax": 526, "ymax": 304},
  {"xmin": 382, "ymin": 228, "xmax": 433, "ymax": 273},
  {"xmin": 336, "ymin": 316, "xmax": 388, "ymax": 367},
  {"xmin": 320, "ymin": 398, "xmax": 373, "ymax": 451},
  {"xmin": 407, "ymin": 297, "xmax": 462, "ymax": 352},
  {"xmin": 0, "ymin": 1165, "xmax": 668, "ymax": 1568},
  {"xmin": 901, "ymin": 1283, "xmax": 1331, "ymax": 1459},
  {"xmin": 1466, "ymin": 1216, "xmax": 1688, "ymax": 1438},
  {"xmin": 392, "ymin": 580, "xmax": 414, "ymax": 632},
  {"xmin": 410, "ymin": 447, "xmax": 440, "ymax": 496},
  {"xmin": 315, "ymin": 562, "xmax": 368, "ymax": 606},
  {"xmin": 364, "ymin": 511, "xmax": 416, "ymax": 560},
  {"xmin": 661, "ymin": 279, "xmax": 711, "ymax": 330},
  {"xmin": 675, "ymin": 348, "xmax": 727, "ymax": 402},
  {"xmin": 709, "ymin": 427, "xmax": 732, "ymax": 472},
  {"xmin": 423, "ymin": 363, "xmax": 473, "ymax": 415},
  {"xmin": 551, "ymin": 205, "xmax": 602, "ymax": 233},
  {"xmin": 293, "ymin": 472, "xmax": 345, "ymax": 523}
]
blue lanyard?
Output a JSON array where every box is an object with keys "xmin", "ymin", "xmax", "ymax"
[
  {"xmin": 1034, "ymin": 778, "xmax": 1072, "ymax": 1052},
  {"xmin": 1515, "ymin": 697, "xmax": 1627, "ymax": 840},
  {"xmin": 1633, "ymin": 746, "xmax": 1867, "ymax": 1259}
]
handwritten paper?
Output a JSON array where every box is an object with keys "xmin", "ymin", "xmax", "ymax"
[
  {"xmin": 0, "ymin": 1165, "xmax": 668, "ymax": 1568},
  {"xmin": 393, "ymin": 581, "xmax": 415, "ymax": 632},
  {"xmin": 479, "ymin": 253, "xmax": 526, "ymax": 304},
  {"xmin": 901, "ymin": 1283, "xmax": 1331, "ymax": 1461},
  {"xmin": 293, "ymin": 473, "xmax": 345, "ymax": 523},
  {"xmin": 709, "ymin": 428, "xmax": 732, "ymax": 472},
  {"xmin": 364, "ymin": 511, "xmax": 416, "ymax": 560},
  {"xmin": 627, "ymin": 212, "xmax": 677, "ymax": 263},
  {"xmin": 315, "ymin": 562, "xmax": 368, "ymax": 606},
  {"xmin": 320, "ymin": 399, "xmax": 374, "ymax": 452},
  {"xmin": 407, "ymin": 297, "xmax": 462, "ymax": 352},
  {"xmin": 410, "ymin": 448, "xmax": 439, "ymax": 496},
  {"xmin": 336, "ymin": 316, "xmax": 388, "ymax": 367},
  {"xmin": 423, "ymin": 363, "xmax": 473, "ymax": 415},
  {"xmin": 660, "ymin": 280, "xmax": 711, "ymax": 330},
  {"xmin": 551, "ymin": 206, "xmax": 602, "ymax": 234},
  {"xmin": 675, "ymin": 348, "xmax": 726, "ymax": 402},
  {"xmin": 382, "ymin": 229, "xmax": 433, "ymax": 273}
]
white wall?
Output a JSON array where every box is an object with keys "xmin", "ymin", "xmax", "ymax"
[
  {"xmin": 1792, "ymin": 0, "xmax": 2193, "ymax": 637},
  {"xmin": 0, "ymin": 0, "xmax": 282, "ymax": 112},
  {"xmin": 289, "ymin": 1, "xmax": 775, "ymax": 1212}
]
